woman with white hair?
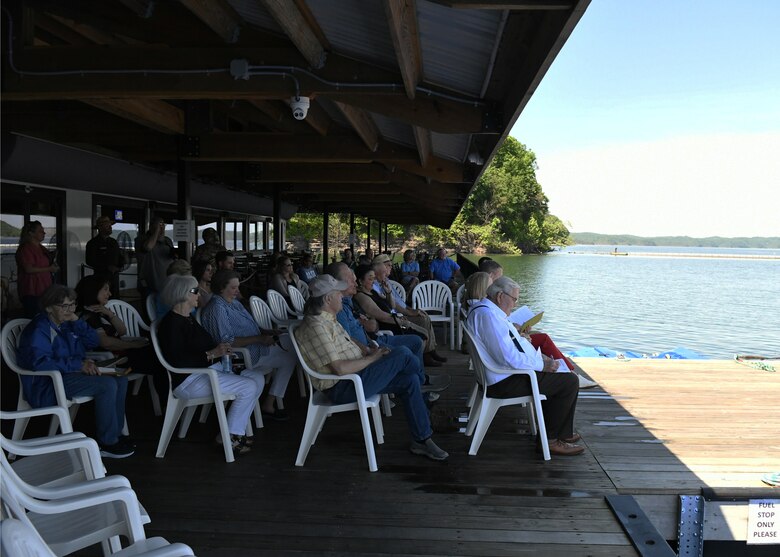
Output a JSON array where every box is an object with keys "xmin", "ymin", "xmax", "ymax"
[{"xmin": 157, "ymin": 274, "xmax": 261, "ymax": 455}]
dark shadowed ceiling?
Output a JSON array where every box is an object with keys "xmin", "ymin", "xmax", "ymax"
[{"xmin": 1, "ymin": 0, "xmax": 589, "ymax": 228}]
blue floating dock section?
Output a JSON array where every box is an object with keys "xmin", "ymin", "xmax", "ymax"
[{"xmin": 567, "ymin": 346, "xmax": 707, "ymax": 359}]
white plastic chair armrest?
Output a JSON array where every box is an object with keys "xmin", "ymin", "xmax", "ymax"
[
  {"xmin": 25, "ymin": 474, "xmax": 131, "ymax": 501},
  {"xmin": 232, "ymin": 347, "xmax": 254, "ymax": 368},
  {"xmin": 7, "ymin": 432, "xmax": 87, "ymax": 447},
  {"xmin": 14, "ymin": 369, "xmax": 71, "ymax": 409},
  {"xmin": 1, "ymin": 406, "xmax": 73, "ymax": 433},
  {"xmin": 114, "ymin": 542, "xmax": 196, "ymax": 557}
]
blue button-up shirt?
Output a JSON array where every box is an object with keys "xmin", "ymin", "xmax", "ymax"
[
  {"xmin": 201, "ymin": 295, "xmax": 270, "ymax": 362},
  {"xmin": 337, "ymin": 297, "xmax": 370, "ymax": 345}
]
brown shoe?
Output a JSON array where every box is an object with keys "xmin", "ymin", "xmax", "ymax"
[
  {"xmin": 431, "ymin": 351, "xmax": 448, "ymax": 363},
  {"xmin": 561, "ymin": 433, "xmax": 581, "ymax": 443},
  {"xmin": 546, "ymin": 439, "xmax": 584, "ymax": 456},
  {"xmin": 423, "ymin": 353, "xmax": 443, "ymax": 367}
]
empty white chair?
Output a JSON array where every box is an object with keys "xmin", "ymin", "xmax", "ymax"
[
  {"xmin": 1, "ymin": 319, "xmax": 91, "ymax": 441},
  {"xmin": 411, "ymin": 280, "xmax": 456, "ymax": 350},
  {"xmin": 105, "ymin": 299, "xmax": 162, "ymax": 416},
  {"xmin": 287, "ymin": 284, "xmax": 306, "ymax": 316},
  {"xmin": 462, "ymin": 323, "xmax": 550, "ymax": 460},
  {"xmin": 288, "ymin": 323, "xmax": 384, "ymax": 472},
  {"xmin": 150, "ymin": 322, "xmax": 241, "ymax": 463},
  {"xmin": 265, "ymin": 289, "xmax": 296, "ymax": 327},
  {"xmin": 249, "ymin": 295, "xmax": 275, "ymax": 330},
  {"xmin": 1, "ymin": 451, "xmax": 148, "ymax": 556}
]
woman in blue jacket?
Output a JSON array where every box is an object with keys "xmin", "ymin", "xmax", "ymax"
[{"xmin": 18, "ymin": 284, "xmax": 133, "ymax": 458}]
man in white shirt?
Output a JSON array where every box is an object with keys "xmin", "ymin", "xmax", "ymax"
[{"xmin": 465, "ymin": 276, "xmax": 583, "ymax": 456}]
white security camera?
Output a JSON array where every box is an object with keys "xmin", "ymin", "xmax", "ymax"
[{"xmin": 290, "ymin": 96, "xmax": 310, "ymax": 120}]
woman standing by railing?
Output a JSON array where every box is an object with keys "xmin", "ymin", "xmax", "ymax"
[{"xmin": 15, "ymin": 221, "xmax": 58, "ymax": 317}]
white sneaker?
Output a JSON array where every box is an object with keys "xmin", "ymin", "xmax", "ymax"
[{"xmin": 577, "ymin": 374, "xmax": 598, "ymax": 389}]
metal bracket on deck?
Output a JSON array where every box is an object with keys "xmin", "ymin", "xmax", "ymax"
[
  {"xmin": 606, "ymin": 495, "xmax": 676, "ymax": 557},
  {"xmin": 677, "ymin": 495, "xmax": 705, "ymax": 557}
]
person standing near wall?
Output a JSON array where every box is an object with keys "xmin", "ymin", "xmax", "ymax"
[
  {"xmin": 85, "ymin": 215, "xmax": 123, "ymax": 299},
  {"xmin": 16, "ymin": 220, "xmax": 58, "ymax": 317}
]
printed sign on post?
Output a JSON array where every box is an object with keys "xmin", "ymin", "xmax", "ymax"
[
  {"xmin": 747, "ymin": 499, "xmax": 779, "ymax": 544},
  {"xmin": 172, "ymin": 220, "xmax": 193, "ymax": 243}
]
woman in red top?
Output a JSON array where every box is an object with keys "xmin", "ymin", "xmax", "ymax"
[{"xmin": 16, "ymin": 221, "xmax": 58, "ymax": 317}]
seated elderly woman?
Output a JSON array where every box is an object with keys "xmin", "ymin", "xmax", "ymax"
[
  {"xmin": 75, "ymin": 275, "xmax": 165, "ymax": 393},
  {"xmin": 353, "ymin": 264, "xmax": 445, "ymax": 368},
  {"xmin": 269, "ymin": 255, "xmax": 308, "ymax": 302},
  {"xmin": 201, "ymin": 270, "xmax": 296, "ymax": 420},
  {"xmin": 157, "ymin": 274, "xmax": 262, "ymax": 455},
  {"xmin": 18, "ymin": 284, "xmax": 133, "ymax": 458}
]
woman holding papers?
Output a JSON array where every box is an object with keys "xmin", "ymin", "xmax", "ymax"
[{"xmin": 17, "ymin": 284, "xmax": 133, "ymax": 458}]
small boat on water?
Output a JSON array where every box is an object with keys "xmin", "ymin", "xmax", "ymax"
[
  {"xmin": 567, "ymin": 346, "xmax": 707, "ymax": 360},
  {"xmin": 611, "ymin": 250, "xmax": 628, "ymax": 256}
]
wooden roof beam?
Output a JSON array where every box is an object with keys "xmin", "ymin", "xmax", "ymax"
[
  {"xmin": 179, "ymin": 0, "xmax": 241, "ymax": 43},
  {"xmin": 117, "ymin": 0, "xmax": 155, "ymax": 18},
  {"xmin": 412, "ymin": 126, "xmax": 432, "ymax": 167},
  {"xmin": 83, "ymin": 99, "xmax": 184, "ymax": 134},
  {"xmin": 383, "ymin": 0, "xmax": 423, "ymax": 100},
  {"xmin": 259, "ymin": 0, "xmax": 327, "ymax": 69},
  {"xmin": 245, "ymin": 163, "xmax": 390, "ymax": 184},
  {"xmin": 333, "ymin": 102, "xmax": 379, "ymax": 152}
]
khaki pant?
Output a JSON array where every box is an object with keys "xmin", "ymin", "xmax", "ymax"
[{"xmin": 405, "ymin": 310, "xmax": 437, "ymax": 352}]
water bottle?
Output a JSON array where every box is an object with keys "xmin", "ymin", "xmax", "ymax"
[{"xmin": 221, "ymin": 353, "xmax": 232, "ymax": 373}]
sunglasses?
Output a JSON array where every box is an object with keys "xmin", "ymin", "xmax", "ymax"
[{"xmin": 189, "ymin": 287, "xmax": 200, "ymax": 294}]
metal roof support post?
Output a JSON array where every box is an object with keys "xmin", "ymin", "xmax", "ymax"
[
  {"xmin": 322, "ymin": 208, "xmax": 329, "ymax": 266},
  {"xmin": 384, "ymin": 223, "xmax": 388, "ymax": 253},
  {"xmin": 378, "ymin": 221, "xmax": 383, "ymax": 254},
  {"xmin": 366, "ymin": 218, "xmax": 371, "ymax": 255},
  {"xmin": 176, "ymin": 145, "xmax": 192, "ymax": 261},
  {"xmin": 349, "ymin": 212, "xmax": 355, "ymax": 255},
  {"xmin": 273, "ymin": 186, "xmax": 281, "ymax": 254}
]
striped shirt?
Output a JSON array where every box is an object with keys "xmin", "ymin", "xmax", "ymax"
[
  {"xmin": 201, "ymin": 295, "xmax": 270, "ymax": 362},
  {"xmin": 294, "ymin": 312, "xmax": 362, "ymax": 391}
]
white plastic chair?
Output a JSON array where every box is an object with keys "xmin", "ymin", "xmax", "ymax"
[
  {"xmin": 105, "ymin": 299, "xmax": 162, "ymax": 416},
  {"xmin": 150, "ymin": 322, "xmax": 240, "ymax": 463},
  {"xmin": 387, "ymin": 279, "xmax": 406, "ymax": 305},
  {"xmin": 411, "ymin": 280, "xmax": 455, "ymax": 350},
  {"xmin": 288, "ymin": 323, "xmax": 385, "ymax": 472},
  {"xmin": 266, "ymin": 289, "xmax": 299, "ymax": 326},
  {"xmin": 248, "ymin": 295, "xmax": 306, "ymax": 399},
  {"xmin": 249, "ymin": 295, "xmax": 275, "ymax": 330},
  {"xmin": 0, "ymin": 451, "xmax": 148, "ymax": 556},
  {"xmin": 1, "ymin": 406, "xmax": 106, "ymax": 489},
  {"xmin": 0, "ymin": 519, "xmax": 196, "ymax": 557},
  {"xmin": 287, "ymin": 284, "xmax": 306, "ymax": 316},
  {"xmin": 1, "ymin": 319, "xmax": 91, "ymax": 442},
  {"xmin": 145, "ymin": 294, "xmax": 157, "ymax": 323},
  {"xmin": 462, "ymin": 323, "xmax": 550, "ymax": 460}
]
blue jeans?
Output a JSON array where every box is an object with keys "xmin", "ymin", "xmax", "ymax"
[
  {"xmin": 62, "ymin": 373, "xmax": 128, "ymax": 446},
  {"xmin": 328, "ymin": 347, "xmax": 432, "ymax": 442},
  {"xmin": 377, "ymin": 334, "xmax": 424, "ymax": 373}
]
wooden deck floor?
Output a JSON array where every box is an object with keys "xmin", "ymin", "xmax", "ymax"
[{"xmin": 8, "ymin": 340, "xmax": 779, "ymax": 556}]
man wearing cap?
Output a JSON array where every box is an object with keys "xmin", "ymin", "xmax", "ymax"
[
  {"xmin": 294, "ymin": 274, "xmax": 449, "ymax": 461},
  {"xmin": 325, "ymin": 262, "xmax": 450, "ymax": 396},
  {"xmin": 86, "ymin": 215, "xmax": 123, "ymax": 298}
]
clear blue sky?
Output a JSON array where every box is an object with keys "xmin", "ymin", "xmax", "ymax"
[{"xmin": 511, "ymin": 0, "xmax": 780, "ymax": 237}]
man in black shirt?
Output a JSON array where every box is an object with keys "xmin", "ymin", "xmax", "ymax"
[{"xmin": 86, "ymin": 215, "xmax": 123, "ymax": 298}]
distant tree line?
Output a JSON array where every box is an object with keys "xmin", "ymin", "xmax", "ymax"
[
  {"xmin": 571, "ymin": 232, "xmax": 780, "ymax": 249},
  {"xmin": 287, "ymin": 137, "xmax": 570, "ymax": 256}
]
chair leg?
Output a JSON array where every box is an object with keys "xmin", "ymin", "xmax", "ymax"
[
  {"xmin": 148, "ymin": 376, "xmax": 162, "ymax": 416},
  {"xmin": 468, "ymin": 399, "xmax": 501, "ymax": 456},
  {"xmin": 526, "ymin": 403, "xmax": 538, "ymax": 436},
  {"xmin": 156, "ymin": 399, "xmax": 185, "ymax": 458},
  {"xmin": 50, "ymin": 404, "xmax": 80, "ymax": 436},
  {"xmin": 275, "ymin": 395, "xmax": 285, "ymax": 411},
  {"xmin": 131, "ymin": 375, "xmax": 144, "ymax": 396},
  {"xmin": 357, "ymin": 404, "xmax": 378, "ymax": 472},
  {"xmin": 253, "ymin": 401, "xmax": 264, "ymax": 429},
  {"xmin": 381, "ymin": 394, "xmax": 392, "ymax": 417},
  {"xmin": 198, "ymin": 403, "xmax": 212, "ymax": 423},
  {"xmin": 296, "ymin": 366, "xmax": 306, "ymax": 397},
  {"xmin": 121, "ymin": 415, "xmax": 129, "ymax": 437},
  {"xmin": 450, "ymin": 320, "xmax": 455, "ymax": 350},
  {"xmin": 178, "ymin": 406, "xmax": 198, "ymax": 438},
  {"xmin": 213, "ymin": 399, "xmax": 235, "ymax": 463},
  {"xmin": 295, "ymin": 406, "xmax": 327, "ymax": 466},
  {"xmin": 370, "ymin": 405, "xmax": 384, "ymax": 444},
  {"xmin": 466, "ymin": 383, "xmax": 478, "ymax": 408},
  {"xmin": 465, "ymin": 394, "xmax": 483, "ymax": 436}
]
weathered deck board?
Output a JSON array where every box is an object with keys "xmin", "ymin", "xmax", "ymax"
[{"xmin": 8, "ymin": 339, "xmax": 778, "ymax": 555}]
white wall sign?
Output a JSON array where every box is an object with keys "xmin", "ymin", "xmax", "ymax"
[
  {"xmin": 172, "ymin": 220, "xmax": 193, "ymax": 243},
  {"xmin": 747, "ymin": 499, "xmax": 779, "ymax": 544}
]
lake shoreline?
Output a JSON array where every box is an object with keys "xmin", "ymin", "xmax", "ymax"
[{"xmin": 561, "ymin": 251, "xmax": 780, "ymax": 260}]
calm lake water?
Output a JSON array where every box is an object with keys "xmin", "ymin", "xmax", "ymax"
[{"xmin": 463, "ymin": 246, "xmax": 780, "ymax": 359}]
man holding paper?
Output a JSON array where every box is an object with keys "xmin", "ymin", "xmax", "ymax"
[{"xmin": 466, "ymin": 276, "xmax": 583, "ymax": 456}]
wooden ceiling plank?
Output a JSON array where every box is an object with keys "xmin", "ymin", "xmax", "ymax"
[
  {"xmin": 247, "ymin": 163, "xmax": 389, "ymax": 184},
  {"xmin": 117, "ymin": 0, "xmax": 155, "ymax": 18},
  {"xmin": 412, "ymin": 125, "xmax": 432, "ymax": 167},
  {"xmin": 35, "ymin": 14, "xmax": 93, "ymax": 45},
  {"xmin": 333, "ymin": 102, "xmax": 379, "ymax": 152},
  {"xmin": 46, "ymin": 13, "xmax": 120, "ymax": 45},
  {"xmin": 179, "ymin": 0, "xmax": 241, "ymax": 43},
  {"xmin": 383, "ymin": 0, "xmax": 422, "ymax": 99},
  {"xmin": 259, "ymin": 0, "xmax": 327, "ymax": 69},
  {"xmin": 81, "ymin": 99, "xmax": 184, "ymax": 134}
]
